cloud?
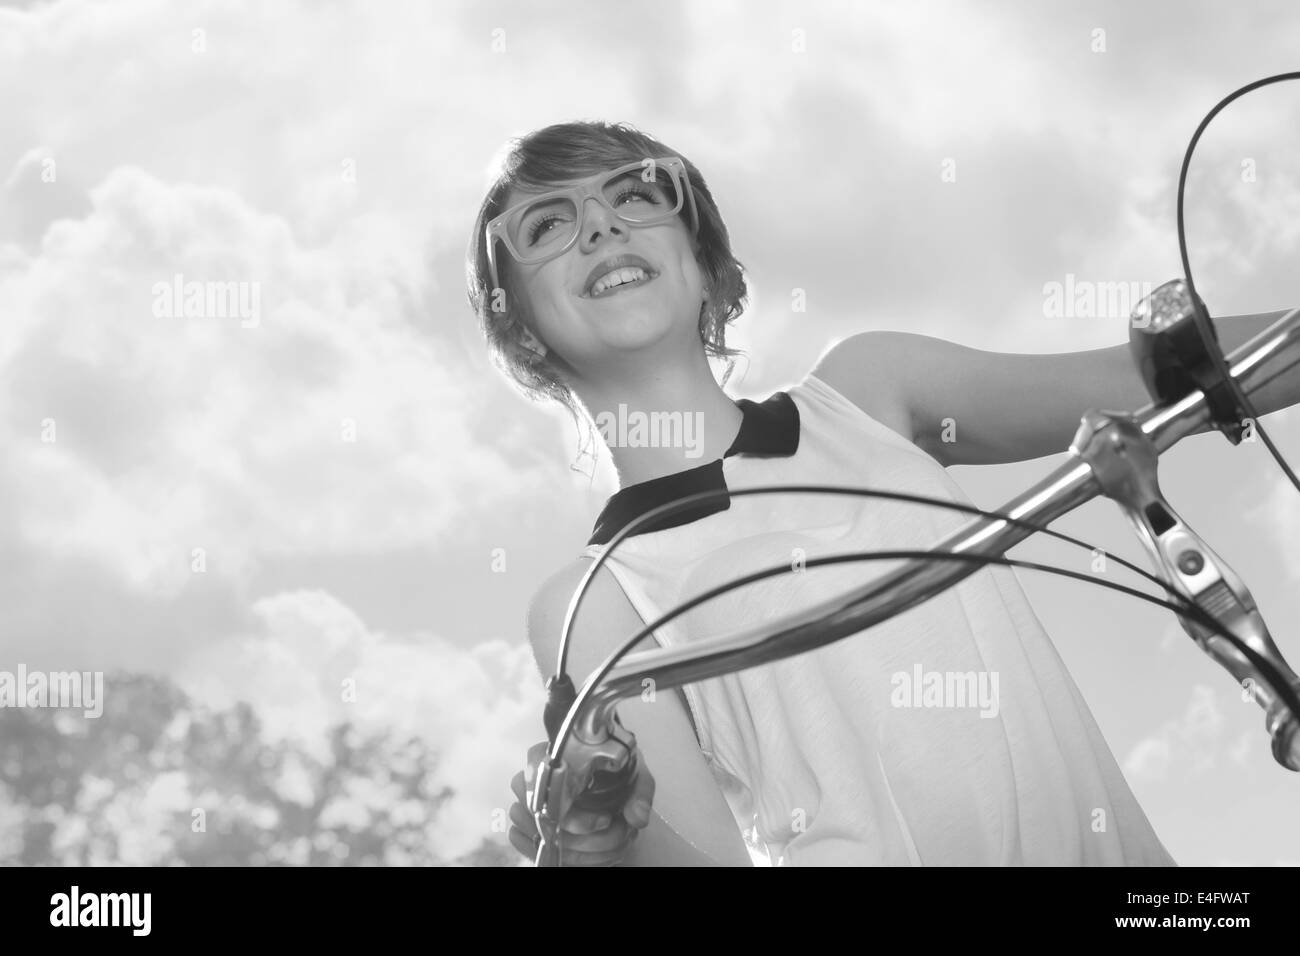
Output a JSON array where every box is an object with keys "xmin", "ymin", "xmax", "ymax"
[
  {"xmin": 1228, "ymin": 728, "xmax": 1254, "ymax": 766},
  {"xmin": 1123, "ymin": 684, "xmax": 1225, "ymax": 780},
  {"xmin": 1, "ymin": 164, "xmax": 531, "ymax": 596},
  {"xmin": 1249, "ymin": 409, "xmax": 1300, "ymax": 581}
]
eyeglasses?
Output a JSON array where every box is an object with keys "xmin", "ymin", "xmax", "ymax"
[{"xmin": 484, "ymin": 156, "xmax": 700, "ymax": 296}]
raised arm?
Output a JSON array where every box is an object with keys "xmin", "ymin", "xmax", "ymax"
[{"xmin": 815, "ymin": 310, "xmax": 1300, "ymax": 468}]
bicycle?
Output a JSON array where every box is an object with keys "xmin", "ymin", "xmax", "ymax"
[{"xmin": 526, "ymin": 73, "xmax": 1300, "ymax": 867}]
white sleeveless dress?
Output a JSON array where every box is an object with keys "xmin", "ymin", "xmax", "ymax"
[{"xmin": 579, "ymin": 372, "xmax": 1176, "ymax": 866}]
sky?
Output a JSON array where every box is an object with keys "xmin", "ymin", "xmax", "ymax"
[{"xmin": 1, "ymin": 0, "xmax": 1299, "ymax": 865}]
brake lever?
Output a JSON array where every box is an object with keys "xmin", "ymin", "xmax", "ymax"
[
  {"xmin": 1071, "ymin": 409, "xmax": 1300, "ymax": 770},
  {"xmin": 529, "ymin": 675, "xmax": 640, "ymax": 866}
]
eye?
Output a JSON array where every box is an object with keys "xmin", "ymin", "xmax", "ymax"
[
  {"xmin": 526, "ymin": 214, "xmax": 563, "ymax": 244},
  {"xmin": 613, "ymin": 184, "xmax": 662, "ymax": 206}
]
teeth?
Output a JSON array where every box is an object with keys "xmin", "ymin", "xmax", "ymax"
[{"xmin": 591, "ymin": 267, "xmax": 649, "ymax": 296}]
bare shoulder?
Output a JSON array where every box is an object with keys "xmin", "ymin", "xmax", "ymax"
[
  {"xmin": 808, "ymin": 330, "xmax": 919, "ymax": 444},
  {"xmin": 525, "ymin": 555, "xmax": 649, "ymax": 681}
]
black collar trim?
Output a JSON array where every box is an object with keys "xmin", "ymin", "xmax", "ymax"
[{"xmin": 587, "ymin": 391, "xmax": 800, "ymax": 546}]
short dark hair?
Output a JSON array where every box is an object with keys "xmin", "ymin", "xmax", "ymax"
[{"xmin": 465, "ymin": 120, "xmax": 748, "ymax": 437}]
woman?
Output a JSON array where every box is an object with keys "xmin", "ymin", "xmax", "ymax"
[{"xmin": 466, "ymin": 120, "xmax": 1293, "ymax": 866}]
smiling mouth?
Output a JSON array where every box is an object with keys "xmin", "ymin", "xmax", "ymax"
[{"xmin": 587, "ymin": 272, "xmax": 658, "ymax": 299}]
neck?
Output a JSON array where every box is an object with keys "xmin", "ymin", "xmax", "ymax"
[{"xmin": 574, "ymin": 346, "xmax": 744, "ymax": 489}]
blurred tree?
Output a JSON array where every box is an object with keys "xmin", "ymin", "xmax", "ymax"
[{"xmin": 0, "ymin": 671, "xmax": 515, "ymax": 866}]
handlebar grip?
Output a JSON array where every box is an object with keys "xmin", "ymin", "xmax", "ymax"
[
  {"xmin": 1268, "ymin": 700, "xmax": 1300, "ymax": 772},
  {"xmin": 539, "ymin": 673, "xmax": 642, "ymax": 823},
  {"xmin": 569, "ymin": 749, "xmax": 640, "ymax": 816}
]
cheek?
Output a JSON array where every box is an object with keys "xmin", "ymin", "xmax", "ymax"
[
  {"xmin": 676, "ymin": 252, "xmax": 705, "ymax": 300},
  {"xmin": 514, "ymin": 271, "xmax": 569, "ymax": 337}
]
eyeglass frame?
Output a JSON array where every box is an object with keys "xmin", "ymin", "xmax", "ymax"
[{"xmin": 484, "ymin": 155, "xmax": 701, "ymax": 297}]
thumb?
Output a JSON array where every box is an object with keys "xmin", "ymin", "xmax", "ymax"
[{"xmin": 624, "ymin": 762, "xmax": 656, "ymax": 828}]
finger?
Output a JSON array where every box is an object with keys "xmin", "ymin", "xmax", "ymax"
[
  {"xmin": 510, "ymin": 769, "xmax": 526, "ymax": 803},
  {"xmin": 514, "ymin": 793, "xmax": 609, "ymax": 836},
  {"xmin": 554, "ymin": 818, "xmax": 634, "ymax": 855},
  {"xmin": 623, "ymin": 765, "xmax": 656, "ymax": 829},
  {"xmin": 512, "ymin": 797, "xmax": 606, "ymax": 837},
  {"xmin": 559, "ymin": 843, "xmax": 631, "ymax": 867},
  {"xmin": 520, "ymin": 828, "xmax": 638, "ymax": 867},
  {"xmin": 558, "ymin": 807, "xmax": 613, "ymax": 836},
  {"xmin": 527, "ymin": 740, "xmax": 550, "ymax": 762},
  {"xmin": 508, "ymin": 825, "xmax": 540, "ymax": 862},
  {"xmin": 523, "ymin": 741, "xmax": 550, "ymax": 789},
  {"xmin": 508, "ymin": 802, "xmax": 537, "ymax": 836},
  {"xmin": 509, "ymin": 827, "xmax": 626, "ymax": 867}
]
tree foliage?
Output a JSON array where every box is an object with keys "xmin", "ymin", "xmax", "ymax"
[{"xmin": 0, "ymin": 672, "xmax": 517, "ymax": 866}]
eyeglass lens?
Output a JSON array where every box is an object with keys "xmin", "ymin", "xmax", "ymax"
[{"xmin": 507, "ymin": 166, "xmax": 683, "ymax": 260}]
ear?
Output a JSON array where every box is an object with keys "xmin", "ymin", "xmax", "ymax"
[{"xmin": 520, "ymin": 327, "xmax": 548, "ymax": 358}]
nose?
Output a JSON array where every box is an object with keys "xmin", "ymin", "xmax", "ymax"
[{"xmin": 577, "ymin": 196, "xmax": 628, "ymax": 250}]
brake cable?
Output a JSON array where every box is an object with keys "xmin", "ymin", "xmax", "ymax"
[
  {"xmin": 1175, "ymin": 70, "xmax": 1300, "ymax": 493},
  {"xmin": 555, "ymin": 485, "xmax": 1168, "ymax": 682},
  {"xmin": 557, "ymin": 545, "xmax": 1300, "ymax": 760},
  {"xmin": 546, "ymin": 481, "xmax": 1268, "ymax": 764}
]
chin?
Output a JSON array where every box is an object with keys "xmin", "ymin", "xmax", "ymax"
[{"xmin": 588, "ymin": 306, "xmax": 682, "ymax": 345}]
